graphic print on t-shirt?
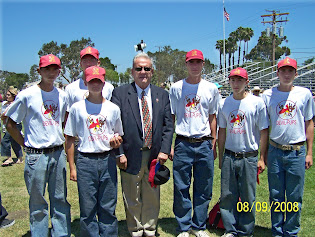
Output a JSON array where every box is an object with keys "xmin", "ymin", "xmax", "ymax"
[
  {"xmin": 86, "ymin": 114, "xmax": 107, "ymax": 135},
  {"xmin": 184, "ymin": 94, "xmax": 201, "ymax": 118},
  {"xmin": 276, "ymin": 100, "xmax": 297, "ymax": 125},
  {"xmin": 228, "ymin": 109, "xmax": 246, "ymax": 134},
  {"xmin": 42, "ymin": 100, "xmax": 59, "ymax": 120}
]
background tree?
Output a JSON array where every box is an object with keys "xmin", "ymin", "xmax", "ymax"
[
  {"xmin": 119, "ymin": 68, "xmax": 132, "ymax": 85},
  {"xmin": 31, "ymin": 37, "xmax": 95, "ymax": 83},
  {"xmin": 29, "ymin": 64, "xmax": 41, "ymax": 83},
  {"xmin": 5, "ymin": 73, "xmax": 29, "ymax": 90},
  {"xmin": 246, "ymin": 31, "xmax": 290, "ymax": 61},
  {"xmin": 215, "ymin": 40, "xmax": 224, "ymax": 70},
  {"xmin": 243, "ymin": 27, "xmax": 254, "ymax": 63},
  {"xmin": 148, "ymin": 46, "xmax": 187, "ymax": 85}
]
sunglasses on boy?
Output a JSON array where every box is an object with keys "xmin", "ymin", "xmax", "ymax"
[{"xmin": 134, "ymin": 67, "xmax": 152, "ymax": 72}]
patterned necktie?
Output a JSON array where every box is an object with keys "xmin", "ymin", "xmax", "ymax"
[{"xmin": 141, "ymin": 90, "xmax": 152, "ymax": 148}]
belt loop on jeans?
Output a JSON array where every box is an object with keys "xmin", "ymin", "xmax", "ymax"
[
  {"xmin": 176, "ymin": 134, "xmax": 213, "ymax": 143},
  {"xmin": 24, "ymin": 145, "xmax": 64, "ymax": 154},
  {"xmin": 224, "ymin": 149, "xmax": 258, "ymax": 159},
  {"xmin": 270, "ymin": 140, "xmax": 304, "ymax": 151}
]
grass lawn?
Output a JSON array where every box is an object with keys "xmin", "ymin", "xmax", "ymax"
[{"xmin": 0, "ymin": 143, "xmax": 314, "ymax": 236}]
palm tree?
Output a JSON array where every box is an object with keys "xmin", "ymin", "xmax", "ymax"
[
  {"xmin": 228, "ymin": 31, "xmax": 239, "ymax": 68},
  {"xmin": 226, "ymin": 37, "xmax": 238, "ymax": 70},
  {"xmin": 236, "ymin": 26, "xmax": 246, "ymax": 65},
  {"xmin": 243, "ymin": 27, "xmax": 254, "ymax": 63},
  {"xmin": 215, "ymin": 40, "xmax": 224, "ymax": 71}
]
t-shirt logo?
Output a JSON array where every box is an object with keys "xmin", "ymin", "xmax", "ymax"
[
  {"xmin": 41, "ymin": 100, "xmax": 59, "ymax": 120},
  {"xmin": 86, "ymin": 115, "xmax": 106, "ymax": 135},
  {"xmin": 276, "ymin": 100, "xmax": 296, "ymax": 120},
  {"xmin": 185, "ymin": 94, "xmax": 200, "ymax": 112},
  {"xmin": 229, "ymin": 110, "xmax": 246, "ymax": 128}
]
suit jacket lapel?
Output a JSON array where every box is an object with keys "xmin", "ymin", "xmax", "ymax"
[{"xmin": 128, "ymin": 82, "xmax": 142, "ymax": 131}]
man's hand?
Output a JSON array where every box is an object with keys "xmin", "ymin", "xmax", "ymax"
[
  {"xmin": 116, "ymin": 154, "xmax": 127, "ymax": 170},
  {"xmin": 157, "ymin": 152, "xmax": 168, "ymax": 165},
  {"xmin": 305, "ymin": 154, "xmax": 313, "ymax": 169},
  {"xmin": 110, "ymin": 134, "xmax": 123, "ymax": 149},
  {"xmin": 70, "ymin": 168, "xmax": 77, "ymax": 182},
  {"xmin": 257, "ymin": 159, "xmax": 266, "ymax": 173},
  {"xmin": 169, "ymin": 147, "xmax": 174, "ymax": 161}
]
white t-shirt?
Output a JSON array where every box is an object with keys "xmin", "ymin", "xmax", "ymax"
[
  {"xmin": 262, "ymin": 86, "xmax": 314, "ymax": 145},
  {"xmin": 6, "ymin": 85, "xmax": 67, "ymax": 148},
  {"xmin": 218, "ymin": 94, "xmax": 269, "ymax": 152},
  {"xmin": 64, "ymin": 99, "xmax": 124, "ymax": 153},
  {"xmin": 170, "ymin": 79, "xmax": 220, "ymax": 138},
  {"xmin": 65, "ymin": 78, "xmax": 114, "ymax": 112}
]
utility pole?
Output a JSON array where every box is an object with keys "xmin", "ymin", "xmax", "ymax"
[{"xmin": 261, "ymin": 10, "xmax": 289, "ymax": 68}]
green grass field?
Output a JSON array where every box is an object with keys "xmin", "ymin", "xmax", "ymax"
[{"xmin": 0, "ymin": 144, "xmax": 314, "ymax": 236}]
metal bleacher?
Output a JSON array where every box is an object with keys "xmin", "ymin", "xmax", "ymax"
[{"xmin": 203, "ymin": 61, "xmax": 315, "ymax": 98}]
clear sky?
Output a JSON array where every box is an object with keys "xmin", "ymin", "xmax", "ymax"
[{"xmin": 1, "ymin": 0, "xmax": 315, "ymax": 75}]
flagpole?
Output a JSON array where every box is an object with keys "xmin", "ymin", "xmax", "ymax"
[{"xmin": 223, "ymin": 0, "xmax": 226, "ymax": 81}]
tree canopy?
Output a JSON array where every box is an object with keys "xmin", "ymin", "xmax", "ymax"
[{"xmin": 29, "ymin": 37, "xmax": 117, "ymax": 84}]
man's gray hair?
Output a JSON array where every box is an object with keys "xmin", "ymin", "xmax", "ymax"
[{"xmin": 132, "ymin": 52, "xmax": 154, "ymax": 68}]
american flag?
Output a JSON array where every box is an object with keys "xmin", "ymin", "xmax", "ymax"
[{"xmin": 224, "ymin": 8, "xmax": 230, "ymax": 21}]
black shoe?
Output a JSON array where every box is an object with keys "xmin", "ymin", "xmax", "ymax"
[{"xmin": 0, "ymin": 219, "xmax": 15, "ymax": 229}]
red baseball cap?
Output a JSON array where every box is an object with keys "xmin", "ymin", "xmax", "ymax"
[
  {"xmin": 39, "ymin": 54, "xmax": 61, "ymax": 68},
  {"xmin": 186, "ymin": 49, "xmax": 204, "ymax": 62},
  {"xmin": 148, "ymin": 159, "xmax": 170, "ymax": 188},
  {"xmin": 228, "ymin": 67, "xmax": 248, "ymax": 80},
  {"xmin": 80, "ymin": 46, "xmax": 99, "ymax": 59},
  {"xmin": 85, "ymin": 66, "xmax": 106, "ymax": 82},
  {"xmin": 277, "ymin": 57, "xmax": 297, "ymax": 70}
]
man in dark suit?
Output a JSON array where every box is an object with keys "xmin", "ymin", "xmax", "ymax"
[{"xmin": 111, "ymin": 52, "xmax": 173, "ymax": 237}]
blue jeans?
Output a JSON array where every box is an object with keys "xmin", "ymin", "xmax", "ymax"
[
  {"xmin": 173, "ymin": 139, "xmax": 214, "ymax": 233},
  {"xmin": 24, "ymin": 147, "xmax": 71, "ymax": 237},
  {"xmin": 220, "ymin": 153, "xmax": 258, "ymax": 236},
  {"xmin": 267, "ymin": 144, "xmax": 306, "ymax": 237},
  {"xmin": 1, "ymin": 124, "xmax": 23, "ymax": 158},
  {"xmin": 76, "ymin": 152, "xmax": 118, "ymax": 237}
]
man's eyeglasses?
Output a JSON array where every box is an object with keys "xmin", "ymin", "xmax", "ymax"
[{"xmin": 134, "ymin": 67, "xmax": 152, "ymax": 72}]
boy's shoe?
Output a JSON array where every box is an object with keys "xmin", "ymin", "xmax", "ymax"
[
  {"xmin": 190, "ymin": 229, "xmax": 210, "ymax": 237},
  {"xmin": 221, "ymin": 233, "xmax": 235, "ymax": 237},
  {"xmin": 177, "ymin": 232, "xmax": 190, "ymax": 237},
  {"xmin": 0, "ymin": 219, "xmax": 15, "ymax": 229}
]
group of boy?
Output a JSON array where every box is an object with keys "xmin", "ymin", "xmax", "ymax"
[{"xmin": 2, "ymin": 46, "xmax": 313, "ymax": 237}]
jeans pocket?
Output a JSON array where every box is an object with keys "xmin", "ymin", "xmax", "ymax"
[{"xmin": 27, "ymin": 154, "xmax": 41, "ymax": 166}]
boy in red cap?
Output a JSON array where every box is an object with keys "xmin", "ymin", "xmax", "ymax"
[
  {"xmin": 218, "ymin": 67, "xmax": 269, "ymax": 237},
  {"xmin": 262, "ymin": 57, "xmax": 314, "ymax": 236},
  {"xmin": 64, "ymin": 66, "xmax": 123, "ymax": 236},
  {"xmin": 6, "ymin": 54, "xmax": 71, "ymax": 236},
  {"xmin": 65, "ymin": 46, "xmax": 114, "ymax": 110},
  {"xmin": 169, "ymin": 49, "xmax": 220, "ymax": 237},
  {"xmin": 64, "ymin": 46, "xmax": 114, "ymax": 162}
]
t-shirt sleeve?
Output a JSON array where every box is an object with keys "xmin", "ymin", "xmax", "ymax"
[
  {"xmin": 218, "ymin": 102, "xmax": 227, "ymax": 128},
  {"xmin": 114, "ymin": 108, "xmax": 124, "ymax": 136},
  {"xmin": 257, "ymin": 101, "xmax": 269, "ymax": 130},
  {"xmin": 64, "ymin": 108, "xmax": 77, "ymax": 137},
  {"xmin": 208, "ymin": 87, "xmax": 220, "ymax": 115},
  {"xmin": 6, "ymin": 94, "xmax": 27, "ymax": 123},
  {"xmin": 303, "ymin": 92, "xmax": 314, "ymax": 121},
  {"xmin": 169, "ymin": 87, "xmax": 177, "ymax": 115}
]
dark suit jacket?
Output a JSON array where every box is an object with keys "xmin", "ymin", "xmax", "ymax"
[{"xmin": 111, "ymin": 82, "xmax": 174, "ymax": 175}]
